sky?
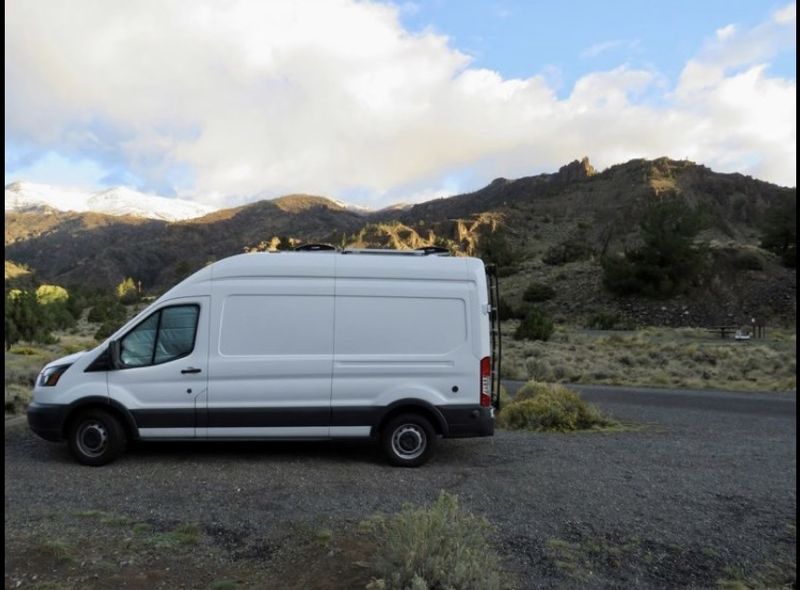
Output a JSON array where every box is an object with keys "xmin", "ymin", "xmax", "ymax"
[{"xmin": 4, "ymin": 0, "xmax": 797, "ymax": 209}]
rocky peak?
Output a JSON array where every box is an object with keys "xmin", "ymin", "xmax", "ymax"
[{"xmin": 556, "ymin": 157, "xmax": 596, "ymax": 182}]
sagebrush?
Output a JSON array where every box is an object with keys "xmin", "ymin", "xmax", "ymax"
[
  {"xmin": 498, "ymin": 382, "xmax": 615, "ymax": 432},
  {"xmin": 365, "ymin": 491, "xmax": 505, "ymax": 590}
]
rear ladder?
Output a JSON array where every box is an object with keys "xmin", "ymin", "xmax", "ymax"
[{"xmin": 485, "ymin": 264, "xmax": 502, "ymax": 411}]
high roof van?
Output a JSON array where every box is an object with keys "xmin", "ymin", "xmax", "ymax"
[{"xmin": 27, "ymin": 247, "xmax": 501, "ymax": 467}]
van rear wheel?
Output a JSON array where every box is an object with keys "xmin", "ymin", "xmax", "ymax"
[
  {"xmin": 67, "ymin": 409, "xmax": 126, "ymax": 466},
  {"xmin": 382, "ymin": 414, "xmax": 435, "ymax": 467}
]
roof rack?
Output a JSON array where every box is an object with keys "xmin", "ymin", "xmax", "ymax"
[
  {"xmin": 294, "ymin": 243, "xmax": 338, "ymax": 252},
  {"xmin": 291, "ymin": 245, "xmax": 451, "ymax": 256},
  {"xmin": 340, "ymin": 247, "xmax": 450, "ymax": 257},
  {"xmin": 415, "ymin": 246, "xmax": 451, "ymax": 256}
]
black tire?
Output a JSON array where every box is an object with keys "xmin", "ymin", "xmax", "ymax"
[
  {"xmin": 67, "ymin": 409, "xmax": 126, "ymax": 466},
  {"xmin": 381, "ymin": 413, "xmax": 436, "ymax": 467}
]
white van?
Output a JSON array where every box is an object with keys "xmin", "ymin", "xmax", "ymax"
[{"xmin": 27, "ymin": 247, "xmax": 501, "ymax": 467}]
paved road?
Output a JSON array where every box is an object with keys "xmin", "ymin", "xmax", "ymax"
[
  {"xmin": 503, "ymin": 381, "xmax": 797, "ymax": 418},
  {"xmin": 5, "ymin": 385, "xmax": 797, "ymax": 589}
]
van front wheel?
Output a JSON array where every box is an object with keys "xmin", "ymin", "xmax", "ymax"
[
  {"xmin": 382, "ymin": 414, "xmax": 435, "ymax": 467},
  {"xmin": 67, "ymin": 409, "xmax": 126, "ymax": 466}
]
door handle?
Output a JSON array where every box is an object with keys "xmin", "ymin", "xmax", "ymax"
[{"xmin": 181, "ymin": 367, "xmax": 202, "ymax": 374}]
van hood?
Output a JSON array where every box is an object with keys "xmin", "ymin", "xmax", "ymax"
[{"xmin": 43, "ymin": 350, "xmax": 86, "ymax": 369}]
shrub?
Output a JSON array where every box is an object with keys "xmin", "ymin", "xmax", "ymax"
[
  {"xmin": 586, "ymin": 312, "xmax": 622, "ymax": 330},
  {"xmin": 5, "ymin": 383, "xmax": 33, "ymax": 414},
  {"xmin": 513, "ymin": 381, "xmax": 552, "ymax": 402},
  {"xmin": 500, "ymin": 359, "xmax": 527, "ymax": 380},
  {"xmin": 514, "ymin": 307, "xmax": 554, "ymax": 341},
  {"xmin": 497, "ymin": 297, "xmax": 519, "ymax": 321},
  {"xmin": 543, "ymin": 238, "xmax": 593, "ymax": 265},
  {"xmin": 525, "ymin": 358, "xmax": 555, "ymax": 382},
  {"xmin": 498, "ymin": 385, "xmax": 512, "ymax": 410},
  {"xmin": 477, "ymin": 228, "xmax": 519, "ymax": 276},
  {"xmin": 760, "ymin": 192, "xmax": 796, "ymax": 267},
  {"xmin": 87, "ymin": 296, "xmax": 128, "ymax": 325},
  {"xmin": 116, "ymin": 277, "xmax": 140, "ymax": 304},
  {"xmin": 5, "ymin": 290, "xmax": 58, "ymax": 347},
  {"xmin": 35, "ymin": 284, "xmax": 69, "ymax": 305},
  {"xmin": 602, "ymin": 198, "xmax": 708, "ymax": 297},
  {"xmin": 731, "ymin": 250, "xmax": 766, "ymax": 271},
  {"xmin": 366, "ymin": 491, "xmax": 504, "ymax": 590},
  {"xmin": 498, "ymin": 382, "xmax": 614, "ymax": 432},
  {"xmin": 522, "ymin": 282, "xmax": 555, "ymax": 302},
  {"xmin": 94, "ymin": 320, "xmax": 122, "ymax": 341}
]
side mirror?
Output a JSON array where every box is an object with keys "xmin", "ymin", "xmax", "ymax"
[{"xmin": 109, "ymin": 340, "xmax": 122, "ymax": 369}]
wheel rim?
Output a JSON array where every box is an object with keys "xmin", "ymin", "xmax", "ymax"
[
  {"xmin": 391, "ymin": 424, "xmax": 426, "ymax": 460},
  {"xmin": 76, "ymin": 421, "xmax": 109, "ymax": 458}
]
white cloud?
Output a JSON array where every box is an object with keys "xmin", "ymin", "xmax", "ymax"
[
  {"xmin": 580, "ymin": 39, "xmax": 640, "ymax": 59},
  {"xmin": 4, "ymin": 0, "xmax": 796, "ymax": 209},
  {"xmin": 716, "ymin": 24, "xmax": 737, "ymax": 40},
  {"xmin": 774, "ymin": 3, "xmax": 796, "ymax": 23}
]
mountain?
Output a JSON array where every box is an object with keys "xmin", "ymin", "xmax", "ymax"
[
  {"xmin": 4, "ymin": 157, "xmax": 796, "ymax": 326},
  {"xmin": 4, "ymin": 182, "xmax": 217, "ymax": 222}
]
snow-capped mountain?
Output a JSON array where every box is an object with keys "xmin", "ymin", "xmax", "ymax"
[
  {"xmin": 4, "ymin": 182, "xmax": 217, "ymax": 222},
  {"xmin": 330, "ymin": 198, "xmax": 373, "ymax": 214}
]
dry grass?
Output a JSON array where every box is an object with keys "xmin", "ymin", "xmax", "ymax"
[
  {"xmin": 501, "ymin": 324, "xmax": 796, "ymax": 392},
  {"xmin": 4, "ymin": 318, "xmax": 100, "ymax": 415}
]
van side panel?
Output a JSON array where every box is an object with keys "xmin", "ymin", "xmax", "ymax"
[
  {"xmin": 206, "ymin": 268, "xmax": 335, "ymax": 437},
  {"xmin": 332, "ymin": 256, "xmax": 482, "ymax": 433}
]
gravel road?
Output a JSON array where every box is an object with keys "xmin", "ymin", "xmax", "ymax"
[{"xmin": 5, "ymin": 385, "xmax": 797, "ymax": 589}]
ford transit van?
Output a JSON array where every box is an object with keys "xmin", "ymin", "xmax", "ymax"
[{"xmin": 27, "ymin": 247, "xmax": 501, "ymax": 467}]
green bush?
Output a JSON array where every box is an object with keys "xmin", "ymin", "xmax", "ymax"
[
  {"xmin": 94, "ymin": 321, "xmax": 122, "ymax": 341},
  {"xmin": 522, "ymin": 282, "xmax": 555, "ymax": 302},
  {"xmin": 760, "ymin": 192, "xmax": 796, "ymax": 267},
  {"xmin": 497, "ymin": 297, "xmax": 522, "ymax": 321},
  {"xmin": 601, "ymin": 199, "xmax": 708, "ymax": 297},
  {"xmin": 514, "ymin": 307, "xmax": 554, "ymax": 341},
  {"xmin": 498, "ymin": 382, "xmax": 614, "ymax": 432},
  {"xmin": 366, "ymin": 491, "xmax": 504, "ymax": 590},
  {"xmin": 477, "ymin": 228, "xmax": 519, "ymax": 276},
  {"xmin": 5, "ymin": 289, "xmax": 61, "ymax": 348},
  {"xmin": 87, "ymin": 296, "xmax": 128, "ymax": 324}
]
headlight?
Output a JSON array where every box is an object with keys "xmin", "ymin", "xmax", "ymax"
[{"xmin": 38, "ymin": 364, "xmax": 72, "ymax": 387}]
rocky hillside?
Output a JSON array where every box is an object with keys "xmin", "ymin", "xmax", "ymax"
[{"xmin": 5, "ymin": 157, "xmax": 796, "ymax": 326}]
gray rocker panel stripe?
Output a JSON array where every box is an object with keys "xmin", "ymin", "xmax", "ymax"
[{"xmin": 130, "ymin": 405, "xmax": 480, "ymax": 429}]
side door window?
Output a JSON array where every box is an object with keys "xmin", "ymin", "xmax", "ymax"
[{"xmin": 120, "ymin": 305, "xmax": 199, "ymax": 368}]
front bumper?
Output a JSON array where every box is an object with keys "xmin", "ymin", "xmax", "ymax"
[
  {"xmin": 27, "ymin": 402, "xmax": 68, "ymax": 441},
  {"xmin": 438, "ymin": 405, "xmax": 495, "ymax": 438}
]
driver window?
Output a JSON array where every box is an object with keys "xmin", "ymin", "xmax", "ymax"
[
  {"xmin": 155, "ymin": 306, "xmax": 199, "ymax": 363},
  {"xmin": 119, "ymin": 304, "xmax": 199, "ymax": 368}
]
